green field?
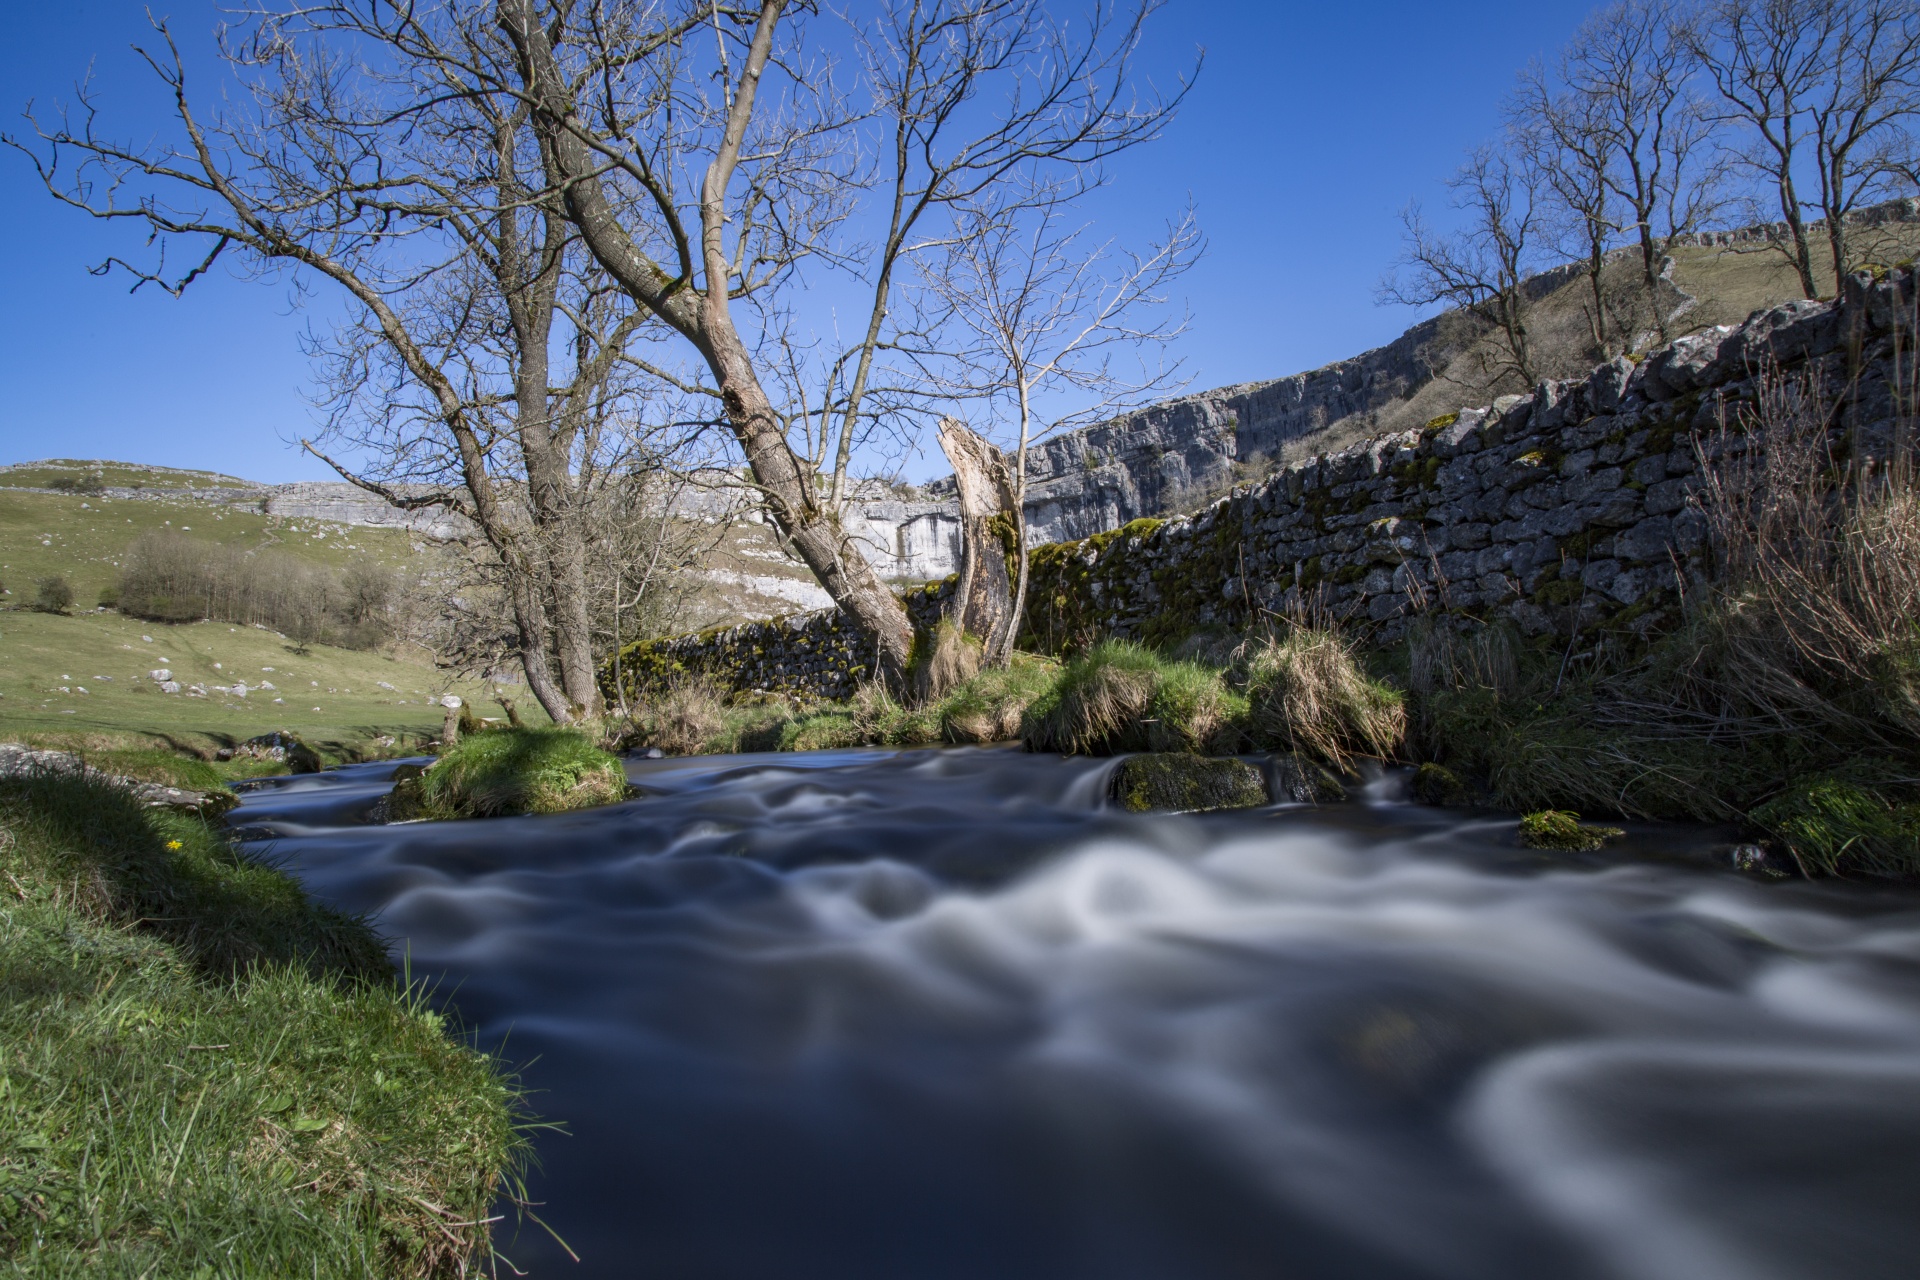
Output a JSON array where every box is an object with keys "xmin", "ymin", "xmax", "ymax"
[
  {"xmin": 0, "ymin": 470, "xmax": 522, "ymax": 758},
  {"xmin": 0, "ymin": 609, "xmax": 505, "ymax": 754}
]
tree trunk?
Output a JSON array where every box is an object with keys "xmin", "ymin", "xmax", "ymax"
[
  {"xmin": 1778, "ymin": 174, "xmax": 1821, "ymax": 298},
  {"xmin": 506, "ymin": 0, "xmax": 916, "ymax": 680},
  {"xmin": 936, "ymin": 418, "xmax": 1018, "ymax": 645}
]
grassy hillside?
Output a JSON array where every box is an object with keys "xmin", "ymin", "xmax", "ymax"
[
  {"xmin": 1242, "ymin": 221, "xmax": 1920, "ymax": 477},
  {"xmin": 0, "ymin": 487, "xmax": 423, "ymax": 609},
  {"xmin": 0, "ymin": 609, "xmax": 504, "ymax": 755},
  {"xmin": 0, "ymin": 458, "xmax": 261, "ymax": 491},
  {"xmin": 0, "ymin": 475, "xmax": 515, "ymax": 754}
]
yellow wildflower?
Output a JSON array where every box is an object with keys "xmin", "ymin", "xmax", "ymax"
[{"xmin": 164, "ymin": 839, "xmax": 183, "ymax": 851}]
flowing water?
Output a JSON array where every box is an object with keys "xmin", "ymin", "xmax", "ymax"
[{"xmin": 234, "ymin": 748, "xmax": 1920, "ymax": 1280}]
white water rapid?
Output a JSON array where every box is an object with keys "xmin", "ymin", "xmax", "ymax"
[{"xmin": 234, "ymin": 747, "xmax": 1920, "ymax": 1279}]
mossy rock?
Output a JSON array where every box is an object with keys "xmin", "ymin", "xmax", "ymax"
[
  {"xmin": 1113, "ymin": 754, "xmax": 1268, "ymax": 813},
  {"xmin": 1270, "ymin": 754, "xmax": 1348, "ymax": 803},
  {"xmin": 1412, "ymin": 762, "xmax": 1470, "ymax": 807},
  {"xmin": 1518, "ymin": 809, "xmax": 1623, "ymax": 852}
]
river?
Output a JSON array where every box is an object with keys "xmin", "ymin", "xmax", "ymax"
[{"xmin": 231, "ymin": 747, "xmax": 1920, "ymax": 1280}]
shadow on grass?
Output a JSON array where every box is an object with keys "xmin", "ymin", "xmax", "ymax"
[{"xmin": 0, "ymin": 768, "xmax": 389, "ymax": 983}]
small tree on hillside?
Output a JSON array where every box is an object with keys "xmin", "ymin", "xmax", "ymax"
[
  {"xmin": 1690, "ymin": 0, "xmax": 1919, "ymax": 294},
  {"xmin": 32, "ymin": 576, "xmax": 74, "ymax": 615},
  {"xmin": 1383, "ymin": 143, "xmax": 1546, "ymax": 390}
]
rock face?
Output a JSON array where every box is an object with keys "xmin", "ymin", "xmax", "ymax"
[
  {"xmin": 264, "ymin": 483, "xmax": 468, "ymax": 538},
  {"xmin": 923, "ymin": 311, "xmax": 1451, "ymax": 550}
]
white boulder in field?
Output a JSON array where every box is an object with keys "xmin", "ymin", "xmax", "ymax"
[
  {"xmin": 440, "ymin": 695, "xmax": 462, "ymax": 709},
  {"xmin": 158, "ymin": 681, "xmax": 182, "ymax": 694},
  {"xmin": 149, "ymin": 669, "xmax": 171, "ymax": 682}
]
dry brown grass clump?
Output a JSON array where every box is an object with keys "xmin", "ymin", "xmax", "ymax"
[
  {"xmin": 627, "ymin": 677, "xmax": 730, "ymax": 755},
  {"xmin": 1244, "ymin": 628, "xmax": 1406, "ymax": 768},
  {"xmin": 1679, "ymin": 361, "xmax": 1920, "ymax": 747}
]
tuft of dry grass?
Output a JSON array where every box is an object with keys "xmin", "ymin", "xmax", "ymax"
[
  {"xmin": 1243, "ymin": 628, "xmax": 1406, "ymax": 768},
  {"xmin": 913, "ymin": 620, "xmax": 983, "ymax": 704},
  {"xmin": 625, "ymin": 677, "xmax": 730, "ymax": 755}
]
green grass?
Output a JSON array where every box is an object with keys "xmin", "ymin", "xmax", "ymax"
[
  {"xmin": 0, "ymin": 609, "xmax": 510, "ymax": 760},
  {"xmin": 1022, "ymin": 640, "xmax": 1247, "ymax": 755},
  {"xmin": 398, "ymin": 727, "xmax": 629, "ymax": 819},
  {"xmin": 0, "ymin": 768, "xmax": 527, "ymax": 1277}
]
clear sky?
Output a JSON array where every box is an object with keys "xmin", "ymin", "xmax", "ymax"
[{"xmin": 1, "ymin": 0, "xmax": 1600, "ymax": 483}]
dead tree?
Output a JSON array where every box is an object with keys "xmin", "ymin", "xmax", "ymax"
[
  {"xmin": 936, "ymin": 418, "xmax": 1019, "ymax": 645},
  {"xmin": 925, "ymin": 192, "xmax": 1199, "ymax": 663}
]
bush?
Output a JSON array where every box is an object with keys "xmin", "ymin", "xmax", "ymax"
[
  {"xmin": 116, "ymin": 530, "xmax": 402, "ymax": 649},
  {"xmin": 1243, "ymin": 628, "xmax": 1405, "ymax": 767},
  {"xmin": 31, "ymin": 574, "xmax": 74, "ymax": 614},
  {"xmin": 397, "ymin": 726, "xmax": 629, "ymax": 819}
]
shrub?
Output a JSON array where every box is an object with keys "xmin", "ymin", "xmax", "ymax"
[
  {"xmin": 398, "ymin": 727, "xmax": 628, "ymax": 818},
  {"xmin": 31, "ymin": 574, "xmax": 74, "ymax": 614},
  {"xmin": 1244, "ymin": 628, "xmax": 1405, "ymax": 767},
  {"xmin": 116, "ymin": 530, "xmax": 402, "ymax": 649}
]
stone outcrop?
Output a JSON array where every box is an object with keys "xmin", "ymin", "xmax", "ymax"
[
  {"xmin": 263, "ymin": 483, "xmax": 468, "ymax": 538},
  {"xmin": 0, "ymin": 743, "xmax": 236, "ymax": 816}
]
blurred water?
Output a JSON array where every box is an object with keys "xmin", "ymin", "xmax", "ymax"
[{"xmin": 235, "ymin": 748, "xmax": 1920, "ymax": 1280}]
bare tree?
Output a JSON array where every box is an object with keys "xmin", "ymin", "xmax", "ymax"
[
  {"xmin": 1557, "ymin": 0, "xmax": 1722, "ymax": 341},
  {"xmin": 1691, "ymin": 0, "xmax": 1919, "ymax": 295},
  {"xmin": 1807, "ymin": 2, "xmax": 1920, "ymax": 282},
  {"xmin": 7, "ymin": 8, "xmax": 721, "ymax": 722},
  {"xmin": 1383, "ymin": 144, "xmax": 1545, "ymax": 389},
  {"xmin": 925, "ymin": 193, "xmax": 1199, "ymax": 664},
  {"xmin": 1512, "ymin": 63, "xmax": 1627, "ymax": 357},
  {"xmin": 501, "ymin": 0, "xmax": 1192, "ymax": 680}
]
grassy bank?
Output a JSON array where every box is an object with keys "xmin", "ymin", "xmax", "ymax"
[
  {"xmin": 0, "ymin": 768, "xmax": 527, "ymax": 1276},
  {"xmin": 394, "ymin": 727, "xmax": 629, "ymax": 820}
]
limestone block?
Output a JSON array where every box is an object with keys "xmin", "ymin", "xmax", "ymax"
[{"xmin": 1616, "ymin": 515, "xmax": 1675, "ymax": 563}]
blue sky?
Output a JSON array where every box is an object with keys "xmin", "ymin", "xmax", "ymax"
[{"xmin": 1, "ymin": 0, "xmax": 1600, "ymax": 482}]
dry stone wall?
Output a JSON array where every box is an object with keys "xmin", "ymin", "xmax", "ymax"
[
  {"xmin": 1018, "ymin": 268, "xmax": 1916, "ymax": 652},
  {"xmin": 606, "ymin": 267, "xmax": 1917, "ymax": 703},
  {"xmin": 604, "ymin": 581, "xmax": 955, "ymax": 705}
]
